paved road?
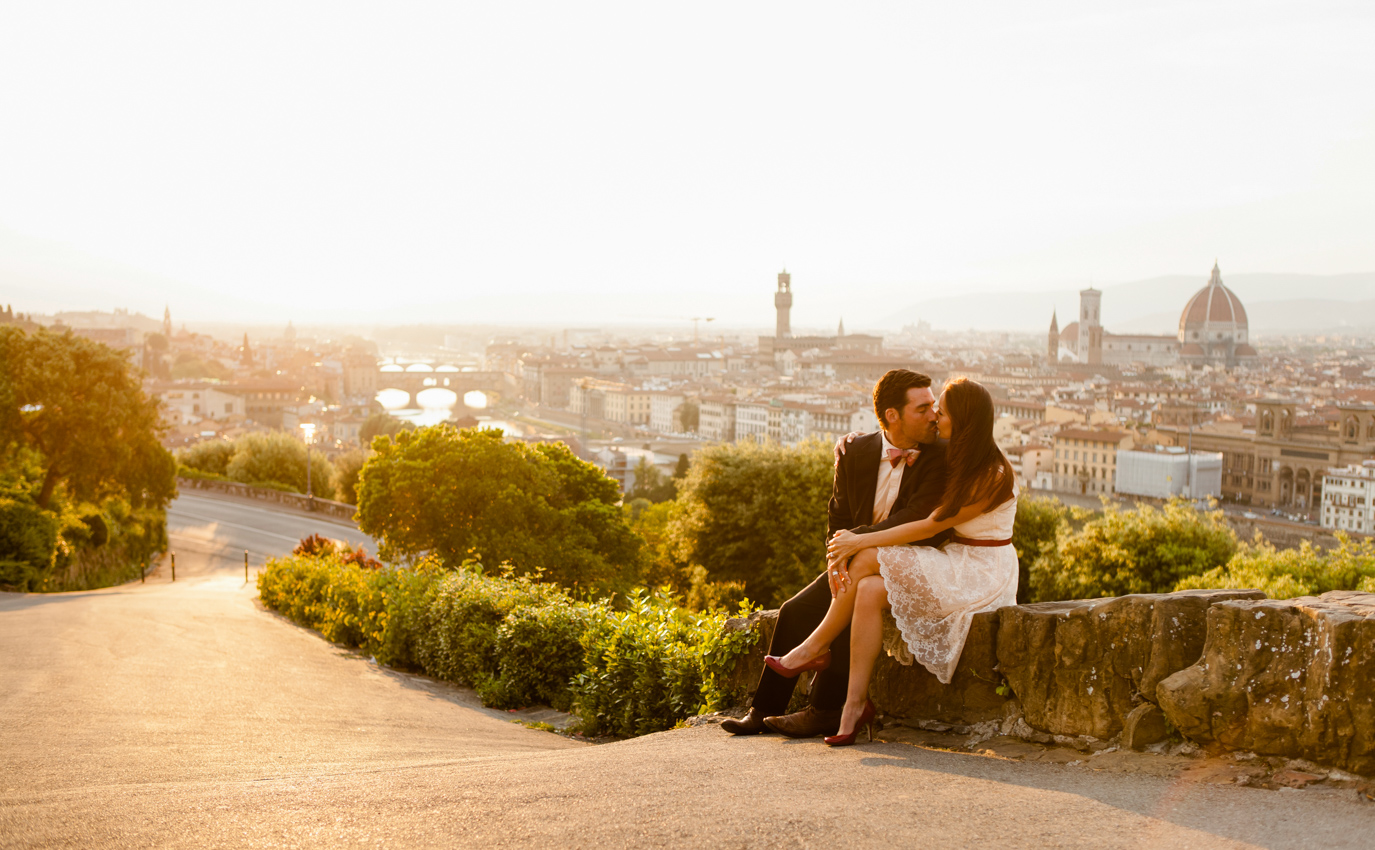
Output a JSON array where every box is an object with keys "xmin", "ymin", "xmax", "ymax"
[{"xmin": 2, "ymin": 494, "xmax": 1373, "ymax": 848}]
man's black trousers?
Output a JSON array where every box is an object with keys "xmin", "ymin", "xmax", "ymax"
[{"xmin": 750, "ymin": 570, "xmax": 849, "ymax": 715}]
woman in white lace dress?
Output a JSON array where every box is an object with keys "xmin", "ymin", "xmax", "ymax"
[{"xmin": 767, "ymin": 378, "xmax": 1017, "ymax": 745}]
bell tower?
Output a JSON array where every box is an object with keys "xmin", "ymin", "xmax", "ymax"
[
  {"xmin": 774, "ymin": 270, "xmax": 793, "ymax": 339},
  {"xmin": 1078, "ymin": 288, "xmax": 1102, "ymax": 365}
]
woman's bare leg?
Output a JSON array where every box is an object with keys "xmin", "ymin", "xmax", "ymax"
[
  {"xmin": 837, "ymin": 574, "xmax": 889, "ymax": 737},
  {"xmin": 777, "ymin": 548, "xmax": 882, "ymax": 667}
]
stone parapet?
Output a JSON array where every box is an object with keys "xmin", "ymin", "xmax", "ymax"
[
  {"xmin": 997, "ymin": 590, "xmax": 1264, "ymax": 740},
  {"xmin": 721, "ymin": 609, "xmax": 777, "ymax": 706},
  {"xmin": 176, "ymin": 477, "xmax": 357, "ymax": 523},
  {"xmin": 719, "ymin": 588, "xmax": 1373, "ymax": 774},
  {"xmin": 872, "ymin": 611, "xmax": 1007, "ymax": 725},
  {"xmin": 1157, "ymin": 591, "xmax": 1375, "ymax": 775}
]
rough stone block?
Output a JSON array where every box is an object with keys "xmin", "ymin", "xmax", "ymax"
[
  {"xmin": 1123, "ymin": 702, "xmax": 1168, "ymax": 750},
  {"xmin": 720, "ymin": 607, "xmax": 1006, "ymax": 727},
  {"xmin": 870, "ymin": 610, "xmax": 1008, "ymax": 725},
  {"xmin": 997, "ymin": 590, "xmax": 1265, "ymax": 740},
  {"xmin": 1156, "ymin": 591, "xmax": 1375, "ymax": 775},
  {"xmin": 720, "ymin": 608, "xmax": 777, "ymax": 704}
]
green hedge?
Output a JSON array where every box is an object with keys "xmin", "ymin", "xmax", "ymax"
[
  {"xmin": 0, "ymin": 482, "xmax": 167, "ymax": 592},
  {"xmin": 257, "ymin": 554, "xmax": 760, "ymax": 737}
]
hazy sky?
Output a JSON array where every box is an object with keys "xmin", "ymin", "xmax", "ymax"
[{"xmin": 2, "ymin": 1, "xmax": 1373, "ymax": 328}]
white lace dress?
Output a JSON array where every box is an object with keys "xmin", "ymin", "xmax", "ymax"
[{"xmin": 876, "ymin": 488, "xmax": 1019, "ymax": 684}]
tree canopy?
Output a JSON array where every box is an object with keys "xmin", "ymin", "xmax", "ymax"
[
  {"xmin": 628, "ymin": 456, "xmax": 677, "ymax": 503},
  {"xmin": 360, "ymin": 412, "xmax": 413, "ymax": 443},
  {"xmin": 666, "ymin": 439, "xmax": 832, "ymax": 607},
  {"xmin": 0, "ymin": 326, "xmax": 175, "ymax": 590},
  {"xmin": 224, "ymin": 431, "xmax": 338, "ymax": 499},
  {"xmin": 0, "ymin": 326, "xmax": 176, "ymax": 511},
  {"xmin": 1027, "ymin": 498, "xmax": 1237, "ymax": 601},
  {"xmin": 1177, "ymin": 533, "xmax": 1375, "ymax": 599},
  {"xmin": 355, "ymin": 425, "xmax": 640, "ymax": 591}
]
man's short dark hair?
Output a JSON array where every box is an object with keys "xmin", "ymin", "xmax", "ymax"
[{"xmin": 872, "ymin": 369, "xmax": 933, "ymax": 429}]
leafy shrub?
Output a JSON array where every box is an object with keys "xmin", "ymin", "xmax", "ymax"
[
  {"xmin": 176, "ymin": 465, "xmax": 232, "ymax": 483},
  {"xmin": 332, "ymin": 449, "xmax": 367, "ymax": 506},
  {"xmin": 372, "ymin": 559, "xmax": 444, "ymax": 669},
  {"xmin": 1028, "ymin": 498, "xmax": 1237, "ymax": 601},
  {"xmin": 1011, "ymin": 496, "xmax": 1070, "ymax": 604},
  {"xmin": 257, "ymin": 552, "xmax": 336, "ymax": 625},
  {"xmin": 294, "ymin": 533, "xmax": 337, "ymax": 557},
  {"xmin": 54, "ymin": 499, "xmax": 167, "ymax": 591},
  {"xmin": 572, "ymin": 590, "xmax": 757, "ymax": 738},
  {"xmin": 480, "ymin": 602, "xmax": 605, "ymax": 711},
  {"xmin": 179, "ymin": 440, "xmax": 236, "ymax": 476},
  {"xmin": 1177, "ymin": 533, "xmax": 1375, "ymax": 599},
  {"xmin": 340, "ymin": 547, "xmax": 383, "ymax": 570},
  {"xmin": 225, "ymin": 431, "xmax": 337, "ymax": 500},
  {"xmin": 624, "ymin": 498, "xmax": 690, "ymax": 595},
  {"xmin": 412, "ymin": 567, "xmax": 568, "ymax": 691},
  {"xmin": 79, "ymin": 510, "xmax": 110, "ymax": 548},
  {"xmin": 0, "ymin": 495, "xmax": 59, "ymax": 590},
  {"xmin": 256, "ymin": 555, "xmax": 763, "ymax": 737}
]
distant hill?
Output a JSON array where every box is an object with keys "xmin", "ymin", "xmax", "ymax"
[{"xmin": 885, "ymin": 273, "xmax": 1375, "ymax": 333}]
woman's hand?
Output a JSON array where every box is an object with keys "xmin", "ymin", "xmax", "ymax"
[
  {"xmin": 826, "ymin": 529, "xmax": 867, "ymax": 571},
  {"xmin": 832, "ymin": 431, "xmax": 868, "ymax": 464},
  {"xmin": 827, "ymin": 557, "xmax": 850, "ymax": 598}
]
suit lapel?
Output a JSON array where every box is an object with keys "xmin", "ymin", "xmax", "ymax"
[
  {"xmin": 850, "ymin": 432, "xmax": 883, "ymax": 526},
  {"xmin": 896, "ymin": 445, "xmax": 927, "ymax": 501}
]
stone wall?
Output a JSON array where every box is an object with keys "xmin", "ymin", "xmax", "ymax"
[
  {"xmin": 1157, "ymin": 591, "xmax": 1375, "ymax": 776},
  {"xmin": 726, "ymin": 589, "xmax": 1375, "ymax": 775},
  {"xmin": 176, "ymin": 477, "xmax": 357, "ymax": 522}
]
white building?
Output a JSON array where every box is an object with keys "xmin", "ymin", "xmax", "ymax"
[
  {"xmin": 650, "ymin": 391, "xmax": 686, "ymax": 434},
  {"xmin": 148, "ymin": 382, "xmax": 246, "ymax": 425},
  {"xmin": 1321, "ymin": 461, "xmax": 1375, "ymax": 534},
  {"xmin": 734, "ymin": 401, "xmax": 770, "ymax": 442},
  {"xmin": 1116, "ymin": 447, "xmax": 1223, "ymax": 500},
  {"xmin": 699, "ymin": 397, "xmax": 737, "ymax": 442},
  {"xmin": 776, "ymin": 402, "xmax": 811, "ymax": 447}
]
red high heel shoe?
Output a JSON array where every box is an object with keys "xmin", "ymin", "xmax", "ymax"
[
  {"xmin": 824, "ymin": 700, "xmax": 877, "ymax": 746},
  {"xmin": 763, "ymin": 651, "xmax": 832, "ymax": 679}
]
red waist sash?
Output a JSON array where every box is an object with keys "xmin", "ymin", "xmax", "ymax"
[{"xmin": 951, "ymin": 535, "xmax": 1013, "ymax": 547}]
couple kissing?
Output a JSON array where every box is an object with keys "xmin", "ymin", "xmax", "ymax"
[{"xmin": 721, "ymin": 369, "xmax": 1018, "ymax": 745}]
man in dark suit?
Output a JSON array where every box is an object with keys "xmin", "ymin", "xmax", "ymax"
[{"xmin": 720, "ymin": 369, "xmax": 950, "ymax": 738}]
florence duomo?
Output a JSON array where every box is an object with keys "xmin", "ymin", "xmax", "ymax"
[{"xmin": 1051, "ymin": 262, "xmax": 1259, "ymax": 369}]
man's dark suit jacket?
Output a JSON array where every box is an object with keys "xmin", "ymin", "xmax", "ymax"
[
  {"xmin": 752, "ymin": 430, "xmax": 949, "ymax": 716},
  {"xmin": 830, "ymin": 430, "xmax": 949, "ymax": 544}
]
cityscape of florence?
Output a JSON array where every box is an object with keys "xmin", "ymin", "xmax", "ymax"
[{"xmin": 4, "ymin": 3, "xmax": 1375, "ymax": 847}]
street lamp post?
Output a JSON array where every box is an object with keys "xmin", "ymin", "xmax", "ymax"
[{"xmin": 300, "ymin": 422, "xmax": 317, "ymax": 505}]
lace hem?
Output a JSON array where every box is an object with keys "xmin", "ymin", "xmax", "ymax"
[{"xmin": 876, "ymin": 543, "xmax": 1017, "ymax": 685}]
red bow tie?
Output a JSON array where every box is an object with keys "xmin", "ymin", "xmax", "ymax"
[{"xmin": 886, "ymin": 448, "xmax": 919, "ymax": 468}]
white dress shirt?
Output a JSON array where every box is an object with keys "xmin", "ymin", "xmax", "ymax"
[{"xmin": 872, "ymin": 431, "xmax": 910, "ymax": 524}]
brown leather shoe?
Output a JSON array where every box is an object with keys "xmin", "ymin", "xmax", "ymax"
[
  {"xmin": 763, "ymin": 706, "xmax": 843, "ymax": 739},
  {"xmin": 720, "ymin": 708, "xmax": 769, "ymax": 736}
]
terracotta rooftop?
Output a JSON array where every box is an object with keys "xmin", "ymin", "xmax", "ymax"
[{"xmin": 1179, "ymin": 262, "xmax": 1249, "ymax": 330}]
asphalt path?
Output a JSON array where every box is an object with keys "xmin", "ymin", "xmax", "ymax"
[{"xmin": 2, "ymin": 493, "xmax": 1373, "ymax": 848}]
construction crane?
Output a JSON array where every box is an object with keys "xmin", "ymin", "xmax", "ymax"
[{"xmin": 690, "ymin": 317, "xmax": 716, "ymax": 343}]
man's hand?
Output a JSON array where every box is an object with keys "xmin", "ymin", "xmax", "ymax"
[{"xmin": 832, "ymin": 431, "xmax": 869, "ymax": 464}]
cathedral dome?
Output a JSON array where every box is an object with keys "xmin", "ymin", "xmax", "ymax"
[{"xmin": 1178, "ymin": 262, "xmax": 1248, "ymax": 345}]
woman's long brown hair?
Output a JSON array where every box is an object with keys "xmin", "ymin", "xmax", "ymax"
[{"xmin": 933, "ymin": 378, "xmax": 1015, "ymax": 521}]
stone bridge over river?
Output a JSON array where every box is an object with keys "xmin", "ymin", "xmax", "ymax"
[
  {"xmin": 375, "ymin": 364, "xmax": 515, "ymax": 408},
  {"xmin": 2, "ymin": 492, "xmax": 1372, "ymax": 847}
]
